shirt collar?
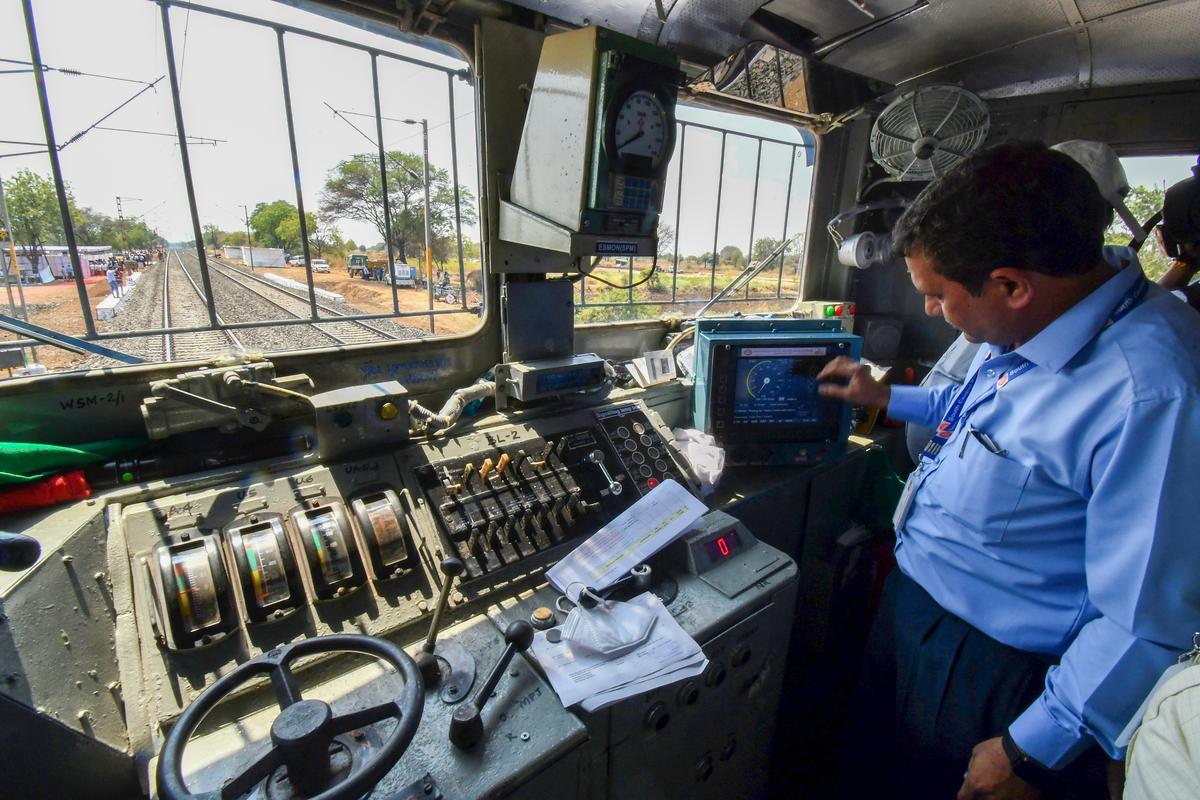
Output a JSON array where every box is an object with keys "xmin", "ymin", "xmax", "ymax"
[{"xmin": 1002, "ymin": 247, "xmax": 1143, "ymax": 374}]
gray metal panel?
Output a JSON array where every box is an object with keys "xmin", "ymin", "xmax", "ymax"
[
  {"xmin": 0, "ymin": 508, "xmax": 128, "ymax": 752},
  {"xmin": 509, "ymin": 27, "xmax": 599, "ymax": 231},
  {"xmin": 1075, "ymin": 0, "xmax": 1162, "ymax": 20},
  {"xmin": 1089, "ymin": 1, "xmax": 1200, "ymax": 86},
  {"xmin": 504, "ymin": 280, "xmax": 576, "ymax": 361},
  {"xmin": 826, "ymin": 0, "xmax": 1070, "ymax": 86}
]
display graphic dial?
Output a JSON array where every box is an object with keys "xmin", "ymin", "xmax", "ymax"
[
  {"xmin": 171, "ymin": 548, "xmax": 220, "ymax": 633},
  {"xmin": 308, "ymin": 511, "xmax": 354, "ymax": 584},
  {"xmin": 241, "ymin": 526, "xmax": 291, "ymax": 607},
  {"xmin": 612, "ymin": 90, "xmax": 668, "ymax": 165}
]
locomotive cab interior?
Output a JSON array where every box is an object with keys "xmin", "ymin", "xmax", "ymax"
[{"xmin": 1, "ymin": 1, "xmax": 1198, "ymax": 799}]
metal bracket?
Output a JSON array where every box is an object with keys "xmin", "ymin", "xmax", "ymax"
[
  {"xmin": 436, "ymin": 639, "xmax": 477, "ymax": 705},
  {"xmin": 0, "ymin": 313, "xmax": 144, "ymax": 365}
]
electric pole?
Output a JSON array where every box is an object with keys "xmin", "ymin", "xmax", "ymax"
[{"xmin": 240, "ymin": 204, "xmax": 255, "ymax": 270}]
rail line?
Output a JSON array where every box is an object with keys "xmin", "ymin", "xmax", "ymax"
[
  {"xmin": 163, "ymin": 251, "xmax": 244, "ymax": 361},
  {"xmin": 178, "ymin": 252, "xmax": 419, "ymax": 346}
]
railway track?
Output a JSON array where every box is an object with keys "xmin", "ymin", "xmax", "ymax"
[
  {"xmin": 163, "ymin": 251, "xmax": 244, "ymax": 361},
  {"xmin": 173, "ymin": 251, "xmax": 420, "ymax": 348}
]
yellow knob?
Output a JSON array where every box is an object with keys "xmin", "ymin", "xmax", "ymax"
[
  {"xmin": 480, "ymin": 458, "xmax": 494, "ymax": 481},
  {"xmin": 379, "ymin": 401, "xmax": 399, "ymax": 420},
  {"xmin": 496, "ymin": 453, "xmax": 511, "ymax": 475}
]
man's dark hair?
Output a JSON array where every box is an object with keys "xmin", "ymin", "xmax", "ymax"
[{"xmin": 892, "ymin": 140, "xmax": 1110, "ymax": 294}]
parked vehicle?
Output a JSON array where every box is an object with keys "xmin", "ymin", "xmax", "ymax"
[{"xmin": 312, "ymin": 259, "xmax": 330, "ymax": 273}]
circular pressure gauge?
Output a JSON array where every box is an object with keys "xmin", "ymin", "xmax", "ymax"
[
  {"xmin": 291, "ymin": 502, "xmax": 365, "ymax": 600},
  {"xmin": 605, "ymin": 85, "xmax": 675, "ymax": 175},
  {"xmin": 153, "ymin": 534, "xmax": 236, "ymax": 651},
  {"xmin": 226, "ymin": 516, "xmax": 305, "ymax": 624},
  {"xmin": 351, "ymin": 489, "xmax": 413, "ymax": 580}
]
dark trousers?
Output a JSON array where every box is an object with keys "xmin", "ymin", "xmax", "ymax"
[{"xmin": 837, "ymin": 569, "xmax": 1109, "ymax": 799}]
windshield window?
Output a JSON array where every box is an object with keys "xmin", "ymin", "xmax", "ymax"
[{"xmin": 0, "ymin": 0, "xmax": 481, "ymax": 377}]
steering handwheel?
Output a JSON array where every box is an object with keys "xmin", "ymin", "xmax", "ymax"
[{"xmin": 156, "ymin": 634, "xmax": 424, "ymax": 800}]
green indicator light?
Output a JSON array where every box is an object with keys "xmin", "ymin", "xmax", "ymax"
[
  {"xmin": 824, "ymin": 305, "xmax": 835, "ymax": 317},
  {"xmin": 121, "ymin": 471, "xmax": 134, "ymax": 483}
]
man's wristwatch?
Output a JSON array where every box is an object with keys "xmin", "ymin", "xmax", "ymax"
[{"xmin": 1001, "ymin": 730, "xmax": 1057, "ymax": 789}]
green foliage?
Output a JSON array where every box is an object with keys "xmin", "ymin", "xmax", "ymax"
[
  {"xmin": 1105, "ymin": 184, "xmax": 1171, "ymax": 281},
  {"xmin": 319, "ymin": 151, "xmax": 476, "ymax": 265},
  {"xmin": 3, "ymin": 169, "xmax": 164, "ymax": 260},
  {"xmin": 752, "ymin": 237, "xmax": 782, "ymax": 264},
  {"xmin": 575, "ymin": 286, "xmax": 658, "ymax": 322},
  {"xmin": 4, "ymin": 170, "xmax": 65, "ymax": 266},
  {"xmin": 222, "ymin": 230, "xmax": 248, "ymax": 246},
  {"xmin": 719, "ymin": 244, "xmax": 744, "ymax": 266},
  {"xmin": 249, "ymin": 200, "xmax": 314, "ymax": 252}
]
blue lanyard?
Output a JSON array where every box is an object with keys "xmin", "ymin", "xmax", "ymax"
[{"xmin": 918, "ymin": 273, "xmax": 1149, "ymax": 463}]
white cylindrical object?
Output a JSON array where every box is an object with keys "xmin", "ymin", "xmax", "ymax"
[{"xmin": 838, "ymin": 231, "xmax": 877, "ymax": 268}]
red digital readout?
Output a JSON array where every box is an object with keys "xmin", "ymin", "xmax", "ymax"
[{"xmin": 704, "ymin": 529, "xmax": 742, "ymax": 562}]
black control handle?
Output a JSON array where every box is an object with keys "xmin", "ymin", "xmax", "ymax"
[
  {"xmin": 448, "ymin": 620, "xmax": 534, "ymax": 749},
  {"xmin": 415, "ymin": 557, "xmax": 466, "ymax": 685}
]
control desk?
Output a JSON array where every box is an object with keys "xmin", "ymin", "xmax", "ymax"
[{"xmin": 89, "ymin": 395, "xmax": 799, "ymax": 799}]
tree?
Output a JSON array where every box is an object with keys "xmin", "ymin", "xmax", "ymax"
[
  {"xmin": 319, "ymin": 151, "xmax": 476, "ymax": 267},
  {"xmin": 4, "ymin": 170, "xmax": 66, "ymax": 273},
  {"xmin": 203, "ymin": 224, "xmax": 223, "ymax": 250},
  {"xmin": 273, "ymin": 210, "xmax": 316, "ymax": 254},
  {"xmin": 656, "ymin": 221, "xmax": 675, "ymax": 257},
  {"xmin": 719, "ymin": 245, "xmax": 745, "ymax": 266},
  {"xmin": 752, "ymin": 237, "xmax": 782, "ymax": 264},
  {"xmin": 222, "ymin": 229, "xmax": 248, "ymax": 246}
]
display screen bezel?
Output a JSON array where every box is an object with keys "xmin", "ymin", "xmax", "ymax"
[{"xmin": 707, "ymin": 337, "xmax": 846, "ymax": 445}]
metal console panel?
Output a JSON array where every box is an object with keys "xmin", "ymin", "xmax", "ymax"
[
  {"xmin": 492, "ymin": 532, "xmax": 799, "ymax": 799},
  {"xmin": 167, "ymin": 614, "xmax": 589, "ymax": 799}
]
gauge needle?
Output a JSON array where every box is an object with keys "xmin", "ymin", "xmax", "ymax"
[{"xmin": 616, "ymin": 129, "xmax": 644, "ymax": 150}]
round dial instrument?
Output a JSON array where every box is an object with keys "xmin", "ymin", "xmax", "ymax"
[
  {"xmin": 612, "ymin": 90, "xmax": 668, "ymax": 166},
  {"xmin": 171, "ymin": 548, "xmax": 220, "ymax": 633}
]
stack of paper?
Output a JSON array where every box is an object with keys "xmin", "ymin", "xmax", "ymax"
[
  {"xmin": 529, "ymin": 592, "xmax": 708, "ymax": 712},
  {"xmin": 546, "ymin": 479, "xmax": 708, "ymax": 601}
]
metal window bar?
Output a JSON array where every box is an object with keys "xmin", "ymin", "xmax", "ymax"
[
  {"xmin": 577, "ymin": 119, "xmax": 814, "ymax": 314},
  {"xmin": 12, "ymin": 0, "xmax": 478, "ymax": 359},
  {"xmin": 447, "ymin": 71, "xmax": 467, "ymax": 311},
  {"xmin": 372, "ymin": 55, "xmax": 400, "ymax": 317},
  {"xmin": 743, "ymin": 137, "xmax": 762, "ymax": 300},
  {"xmin": 275, "ymin": 28, "xmax": 319, "ymax": 320},
  {"xmin": 776, "ymin": 145, "xmax": 798, "ymax": 297},
  {"xmin": 670, "ymin": 125, "xmax": 685, "ymax": 304}
]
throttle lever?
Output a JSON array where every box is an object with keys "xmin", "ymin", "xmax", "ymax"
[
  {"xmin": 414, "ymin": 557, "xmax": 466, "ymax": 685},
  {"xmin": 587, "ymin": 449, "xmax": 622, "ymax": 496},
  {"xmin": 449, "ymin": 620, "xmax": 534, "ymax": 749}
]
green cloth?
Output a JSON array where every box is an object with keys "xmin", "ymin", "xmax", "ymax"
[{"xmin": 0, "ymin": 438, "xmax": 148, "ymax": 487}]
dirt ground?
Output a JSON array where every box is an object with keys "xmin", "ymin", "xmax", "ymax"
[
  {"xmin": 0, "ymin": 276, "xmax": 115, "ymax": 373},
  {"xmin": 275, "ymin": 267, "xmax": 482, "ymax": 336},
  {"xmin": 0, "ymin": 263, "xmax": 483, "ymax": 376}
]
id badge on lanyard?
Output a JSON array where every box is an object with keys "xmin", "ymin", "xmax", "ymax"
[{"xmin": 892, "ymin": 273, "xmax": 1148, "ymax": 533}]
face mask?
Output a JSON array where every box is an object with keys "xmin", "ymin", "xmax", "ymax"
[{"xmin": 557, "ymin": 596, "xmax": 658, "ymax": 659}]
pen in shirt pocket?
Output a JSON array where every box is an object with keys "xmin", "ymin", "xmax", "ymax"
[{"xmin": 960, "ymin": 426, "xmax": 1008, "ymax": 458}]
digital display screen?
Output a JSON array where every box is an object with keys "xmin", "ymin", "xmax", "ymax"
[
  {"xmin": 731, "ymin": 347, "xmax": 827, "ymax": 426},
  {"xmin": 535, "ymin": 365, "xmax": 604, "ymax": 394},
  {"xmin": 704, "ymin": 529, "xmax": 743, "ymax": 562}
]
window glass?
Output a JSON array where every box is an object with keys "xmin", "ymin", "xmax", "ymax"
[
  {"xmin": 576, "ymin": 104, "xmax": 815, "ymax": 324},
  {"xmin": 0, "ymin": 0, "xmax": 481, "ymax": 378}
]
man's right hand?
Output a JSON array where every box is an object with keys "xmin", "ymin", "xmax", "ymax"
[{"xmin": 817, "ymin": 357, "xmax": 891, "ymax": 410}]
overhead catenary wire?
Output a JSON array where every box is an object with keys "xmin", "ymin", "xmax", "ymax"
[
  {"xmin": 0, "ymin": 57, "xmax": 157, "ymax": 86},
  {"xmin": 59, "ymin": 76, "xmax": 165, "ymax": 149}
]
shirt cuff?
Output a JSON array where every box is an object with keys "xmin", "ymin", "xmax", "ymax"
[
  {"xmin": 885, "ymin": 385, "xmax": 933, "ymax": 425},
  {"xmin": 1008, "ymin": 697, "xmax": 1093, "ymax": 770}
]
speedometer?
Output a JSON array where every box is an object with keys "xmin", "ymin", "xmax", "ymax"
[{"xmin": 612, "ymin": 90, "xmax": 668, "ymax": 167}]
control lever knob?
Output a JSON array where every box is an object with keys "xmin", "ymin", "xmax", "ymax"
[
  {"xmin": 415, "ymin": 557, "xmax": 466, "ymax": 685},
  {"xmin": 449, "ymin": 621, "xmax": 535, "ymax": 749},
  {"xmin": 588, "ymin": 450, "xmax": 622, "ymax": 496}
]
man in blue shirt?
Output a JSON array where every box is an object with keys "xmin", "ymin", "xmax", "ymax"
[{"xmin": 820, "ymin": 141, "xmax": 1200, "ymax": 799}]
